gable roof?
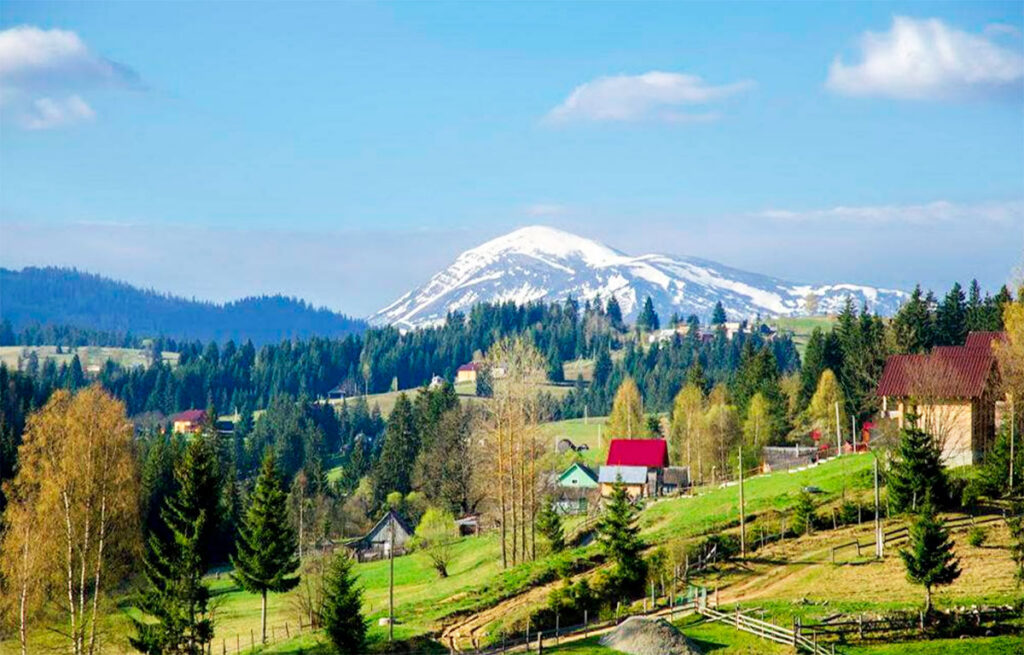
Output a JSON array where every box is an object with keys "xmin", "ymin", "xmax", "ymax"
[
  {"xmin": 606, "ymin": 439, "xmax": 669, "ymax": 468},
  {"xmin": 558, "ymin": 462, "xmax": 598, "ymax": 485},
  {"xmin": 598, "ymin": 465, "xmax": 649, "ymax": 485},
  {"xmin": 363, "ymin": 509, "xmax": 414, "ymax": 544},
  {"xmin": 457, "ymin": 362, "xmax": 479, "ymax": 372},
  {"xmin": 172, "ymin": 409, "xmax": 207, "ymax": 423},
  {"xmin": 965, "ymin": 331, "xmax": 1005, "ymax": 350},
  {"xmin": 876, "ymin": 347, "xmax": 996, "ymax": 400}
]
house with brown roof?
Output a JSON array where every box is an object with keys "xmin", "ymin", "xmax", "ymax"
[
  {"xmin": 876, "ymin": 332, "xmax": 1003, "ymax": 467},
  {"xmin": 171, "ymin": 409, "xmax": 208, "ymax": 435}
]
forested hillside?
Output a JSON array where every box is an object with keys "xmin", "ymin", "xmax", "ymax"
[{"xmin": 0, "ymin": 267, "xmax": 367, "ymax": 344}]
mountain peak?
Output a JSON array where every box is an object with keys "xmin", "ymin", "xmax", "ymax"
[
  {"xmin": 370, "ymin": 227, "xmax": 906, "ymax": 329},
  {"xmin": 463, "ymin": 225, "xmax": 623, "ymax": 267}
]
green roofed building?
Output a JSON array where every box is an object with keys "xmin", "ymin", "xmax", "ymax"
[{"xmin": 557, "ymin": 462, "xmax": 598, "ymax": 489}]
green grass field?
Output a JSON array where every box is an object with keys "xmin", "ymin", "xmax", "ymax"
[
  {"xmin": 0, "ymin": 345, "xmax": 179, "ymax": 372},
  {"xmin": 767, "ymin": 316, "xmax": 836, "ymax": 355}
]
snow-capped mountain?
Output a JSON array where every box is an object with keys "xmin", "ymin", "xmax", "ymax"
[{"xmin": 370, "ymin": 226, "xmax": 906, "ymax": 329}]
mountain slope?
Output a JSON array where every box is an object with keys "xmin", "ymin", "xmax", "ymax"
[
  {"xmin": 370, "ymin": 226, "xmax": 906, "ymax": 329},
  {"xmin": 0, "ymin": 267, "xmax": 366, "ymax": 344}
]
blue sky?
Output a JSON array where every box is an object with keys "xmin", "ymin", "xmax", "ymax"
[{"xmin": 1, "ymin": 2, "xmax": 1022, "ymax": 315}]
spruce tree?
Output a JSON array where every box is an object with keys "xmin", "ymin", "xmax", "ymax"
[
  {"xmin": 131, "ymin": 438, "xmax": 216, "ymax": 654},
  {"xmin": 899, "ymin": 503, "xmax": 960, "ymax": 612},
  {"xmin": 321, "ymin": 552, "xmax": 367, "ymax": 655},
  {"xmin": 711, "ymin": 301, "xmax": 727, "ymax": 326},
  {"xmin": 231, "ymin": 451, "xmax": 301, "ymax": 644},
  {"xmin": 596, "ymin": 481, "xmax": 646, "ymax": 594},
  {"xmin": 935, "ymin": 282, "xmax": 967, "ymax": 346},
  {"xmin": 372, "ymin": 393, "xmax": 418, "ymax": 505},
  {"xmin": 792, "ymin": 490, "xmax": 816, "ymax": 536},
  {"xmin": 636, "ymin": 296, "xmax": 660, "ymax": 332},
  {"xmin": 536, "ymin": 498, "xmax": 565, "ymax": 553},
  {"xmin": 606, "ymin": 296, "xmax": 624, "ymax": 331},
  {"xmin": 888, "ymin": 415, "xmax": 948, "ymax": 514}
]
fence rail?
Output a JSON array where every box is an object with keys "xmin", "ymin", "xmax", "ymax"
[
  {"xmin": 697, "ymin": 606, "xmax": 833, "ymax": 655},
  {"xmin": 830, "ymin": 513, "xmax": 1005, "ymax": 563}
]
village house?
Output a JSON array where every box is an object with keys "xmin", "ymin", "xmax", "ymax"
[
  {"xmin": 557, "ymin": 462, "xmax": 598, "ymax": 489},
  {"xmin": 349, "ymin": 509, "xmax": 415, "ymax": 562},
  {"xmin": 876, "ymin": 331, "xmax": 1004, "ymax": 467},
  {"xmin": 171, "ymin": 409, "xmax": 207, "ymax": 435},
  {"xmin": 599, "ymin": 438, "xmax": 669, "ymax": 498},
  {"xmin": 456, "ymin": 362, "xmax": 480, "ymax": 384}
]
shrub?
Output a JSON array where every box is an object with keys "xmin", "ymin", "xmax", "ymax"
[
  {"xmin": 967, "ymin": 526, "xmax": 987, "ymax": 548},
  {"xmin": 839, "ymin": 500, "xmax": 860, "ymax": 526}
]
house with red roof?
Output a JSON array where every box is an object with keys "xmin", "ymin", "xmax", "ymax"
[
  {"xmin": 599, "ymin": 438, "xmax": 669, "ymax": 498},
  {"xmin": 877, "ymin": 331, "xmax": 1003, "ymax": 466},
  {"xmin": 171, "ymin": 409, "xmax": 208, "ymax": 435}
]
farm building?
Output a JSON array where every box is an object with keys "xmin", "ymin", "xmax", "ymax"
[
  {"xmin": 598, "ymin": 465, "xmax": 651, "ymax": 499},
  {"xmin": 327, "ymin": 384, "xmax": 347, "ymax": 401},
  {"xmin": 456, "ymin": 362, "xmax": 480, "ymax": 384},
  {"xmin": 171, "ymin": 409, "xmax": 207, "ymax": 434},
  {"xmin": 877, "ymin": 331, "xmax": 1003, "ymax": 467},
  {"xmin": 349, "ymin": 510, "xmax": 414, "ymax": 562},
  {"xmin": 599, "ymin": 438, "xmax": 670, "ymax": 498},
  {"xmin": 557, "ymin": 462, "xmax": 598, "ymax": 489}
]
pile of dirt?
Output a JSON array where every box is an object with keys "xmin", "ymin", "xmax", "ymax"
[{"xmin": 599, "ymin": 616, "xmax": 702, "ymax": 655}]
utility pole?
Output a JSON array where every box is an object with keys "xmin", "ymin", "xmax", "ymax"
[
  {"xmin": 388, "ymin": 521, "xmax": 395, "ymax": 642},
  {"xmin": 1010, "ymin": 394, "xmax": 1016, "ymax": 491},
  {"xmin": 835, "ymin": 401, "xmax": 842, "ymax": 457},
  {"xmin": 739, "ymin": 444, "xmax": 746, "ymax": 558},
  {"xmin": 873, "ymin": 457, "xmax": 882, "ymax": 559}
]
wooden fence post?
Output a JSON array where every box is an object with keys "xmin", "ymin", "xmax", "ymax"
[
  {"xmin": 285, "ymin": 622, "xmax": 290, "ymax": 638},
  {"xmin": 250, "ymin": 630, "xmax": 254, "ymax": 652},
  {"xmin": 792, "ymin": 618, "xmax": 799, "ymax": 647},
  {"xmin": 236, "ymin": 634, "xmax": 239, "ymax": 653},
  {"xmin": 584, "ymin": 610, "xmax": 588, "ymax": 638}
]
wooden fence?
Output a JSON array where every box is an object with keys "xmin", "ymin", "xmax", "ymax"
[
  {"xmin": 801, "ymin": 606, "xmax": 1020, "ymax": 639},
  {"xmin": 830, "ymin": 513, "xmax": 1005, "ymax": 564},
  {"xmin": 208, "ymin": 618, "xmax": 312, "ymax": 654},
  {"xmin": 697, "ymin": 606, "xmax": 834, "ymax": 655}
]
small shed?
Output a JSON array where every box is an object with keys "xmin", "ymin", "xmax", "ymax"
[
  {"xmin": 598, "ymin": 465, "xmax": 650, "ymax": 499},
  {"xmin": 350, "ymin": 510, "xmax": 414, "ymax": 562},
  {"xmin": 661, "ymin": 466, "xmax": 690, "ymax": 494},
  {"xmin": 327, "ymin": 384, "xmax": 347, "ymax": 401},
  {"xmin": 557, "ymin": 462, "xmax": 598, "ymax": 489}
]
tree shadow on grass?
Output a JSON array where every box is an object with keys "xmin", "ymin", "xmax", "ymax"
[{"xmin": 685, "ymin": 635, "xmax": 729, "ymax": 652}]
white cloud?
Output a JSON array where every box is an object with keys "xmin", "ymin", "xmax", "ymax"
[
  {"xmin": 754, "ymin": 199, "xmax": 1024, "ymax": 225},
  {"xmin": 546, "ymin": 71, "xmax": 752, "ymax": 123},
  {"xmin": 20, "ymin": 94, "xmax": 96, "ymax": 129},
  {"xmin": 525, "ymin": 203, "xmax": 568, "ymax": 217},
  {"xmin": 827, "ymin": 16, "xmax": 1024, "ymax": 100},
  {"xmin": 0, "ymin": 25, "xmax": 140, "ymax": 129}
]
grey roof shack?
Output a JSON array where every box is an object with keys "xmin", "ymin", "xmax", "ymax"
[{"xmin": 350, "ymin": 510, "xmax": 414, "ymax": 561}]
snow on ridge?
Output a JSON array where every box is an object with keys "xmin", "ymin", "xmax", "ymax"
[{"xmin": 368, "ymin": 226, "xmax": 908, "ymax": 327}]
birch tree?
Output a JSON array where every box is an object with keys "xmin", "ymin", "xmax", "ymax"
[{"xmin": 1, "ymin": 387, "xmax": 141, "ymax": 655}]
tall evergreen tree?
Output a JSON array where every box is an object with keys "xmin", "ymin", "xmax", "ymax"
[
  {"xmin": 889, "ymin": 415, "xmax": 948, "ymax": 514},
  {"xmin": 711, "ymin": 301, "xmax": 727, "ymax": 326},
  {"xmin": 636, "ymin": 296, "xmax": 660, "ymax": 332},
  {"xmin": 536, "ymin": 498, "xmax": 565, "ymax": 553},
  {"xmin": 596, "ymin": 481, "xmax": 647, "ymax": 595},
  {"xmin": 935, "ymin": 282, "xmax": 967, "ymax": 346},
  {"xmin": 130, "ymin": 438, "xmax": 216, "ymax": 654},
  {"xmin": 373, "ymin": 393, "xmax": 418, "ymax": 505},
  {"xmin": 892, "ymin": 286, "xmax": 934, "ymax": 353},
  {"xmin": 231, "ymin": 451, "xmax": 301, "ymax": 644},
  {"xmin": 321, "ymin": 552, "xmax": 367, "ymax": 655},
  {"xmin": 899, "ymin": 503, "xmax": 960, "ymax": 612},
  {"xmin": 606, "ymin": 296, "xmax": 624, "ymax": 331}
]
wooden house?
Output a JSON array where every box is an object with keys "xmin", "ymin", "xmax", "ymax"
[
  {"xmin": 171, "ymin": 409, "xmax": 207, "ymax": 435},
  {"xmin": 877, "ymin": 331, "xmax": 1003, "ymax": 467},
  {"xmin": 349, "ymin": 510, "xmax": 414, "ymax": 562},
  {"xmin": 557, "ymin": 462, "xmax": 598, "ymax": 489}
]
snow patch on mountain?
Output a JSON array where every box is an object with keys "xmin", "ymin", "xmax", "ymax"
[{"xmin": 370, "ymin": 226, "xmax": 906, "ymax": 329}]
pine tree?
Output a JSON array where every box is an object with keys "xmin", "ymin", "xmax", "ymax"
[
  {"xmin": 231, "ymin": 451, "xmax": 301, "ymax": 644},
  {"xmin": 606, "ymin": 296, "xmax": 624, "ymax": 331},
  {"xmin": 1006, "ymin": 500, "xmax": 1024, "ymax": 586},
  {"xmin": 636, "ymin": 296, "xmax": 660, "ymax": 332},
  {"xmin": 131, "ymin": 438, "xmax": 216, "ymax": 654},
  {"xmin": 373, "ymin": 393, "xmax": 418, "ymax": 505},
  {"xmin": 935, "ymin": 282, "xmax": 967, "ymax": 346},
  {"xmin": 536, "ymin": 498, "xmax": 565, "ymax": 553},
  {"xmin": 792, "ymin": 490, "xmax": 816, "ymax": 536},
  {"xmin": 889, "ymin": 415, "xmax": 948, "ymax": 514},
  {"xmin": 892, "ymin": 285, "xmax": 934, "ymax": 353},
  {"xmin": 321, "ymin": 551, "xmax": 367, "ymax": 655},
  {"xmin": 899, "ymin": 504, "xmax": 960, "ymax": 612},
  {"xmin": 711, "ymin": 301, "xmax": 727, "ymax": 325},
  {"xmin": 596, "ymin": 481, "xmax": 646, "ymax": 594}
]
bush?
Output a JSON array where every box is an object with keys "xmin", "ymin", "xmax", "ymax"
[
  {"xmin": 967, "ymin": 526, "xmax": 987, "ymax": 548},
  {"xmin": 839, "ymin": 501, "xmax": 860, "ymax": 526}
]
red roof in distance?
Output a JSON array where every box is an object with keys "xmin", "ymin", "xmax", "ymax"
[
  {"xmin": 172, "ymin": 409, "xmax": 207, "ymax": 423},
  {"xmin": 606, "ymin": 439, "xmax": 669, "ymax": 468},
  {"xmin": 457, "ymin": 362, "xmax": 479, "ymax": 372}
]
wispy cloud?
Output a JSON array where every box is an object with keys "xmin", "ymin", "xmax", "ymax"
[
  {"xmin": 827, "ymin": 16, "xmax": 1024, "ymax": 100},
  {"xmin": 0, "ymin": 25, "xmax": 142, "ymax": 129},
  {"xmin": 754, "ymin": 199, "xmax": 1024, "ymax": 225},
  {"xmin": 546, "ymin": 71, "xmax": 752, "ymax": 123},
  {"xmin": 525, "ymin": 203, "xmax": 568, "ymax": 218}
]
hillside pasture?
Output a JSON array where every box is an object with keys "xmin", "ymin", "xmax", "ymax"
[{"xmin": 0, "ymin": 345, "xmax": 178, "ymax": 372}]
